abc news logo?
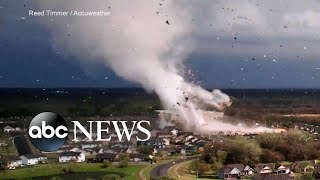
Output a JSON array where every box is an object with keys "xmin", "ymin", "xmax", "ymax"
[{"xmin": 28, "ymin": 112, "xmax": 151, "ymax": 152}]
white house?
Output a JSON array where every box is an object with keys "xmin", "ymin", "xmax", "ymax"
[
  {"xmin": 243, "ymin": 165, "xmax": 255, "ymax": 176},
  {"xmin": 81, "ymin": 143, "xmax": 97, "ymax": 149},
  {"xmin": 0, "ymin": 156, "xmax": 22, "ymax": 168},
  {"xmin": 3, "ymin": 126, "xmax": 15, "ymax": 132},
  {"xmin": 275, "ymin": 165, "xmax": 291, "ymax": 174},
  {"xmin": 0, "ymin": 140, "xmax": 7, "ymax": 147},
  {"xmin": 162, "ymin": 138, "xmax": 171, "ymax": 146},
  {"xmin": 83, "ymin": 147, "xmax": 104, "ymax": 156},
  {"xmin": 217, "ymin": 166, "xmax": 242, "ymax": 179},
  {"xmin": 170, "ymin": 129, "xmax": 179, "ymax": 136},
  {"xmin": 259, "ymin": 165, "xmax": 273, "ymax": 174},
  {"xmin": 69, "ymin": 147, "xmax": 85, "ymax": 153},
  {"xmin": 20, "ymin": 154, "xmax": 42, "ymax": 165},
  {"xmin": 59, "ymin": 151, "xmax": 85, "ymax": 163}
]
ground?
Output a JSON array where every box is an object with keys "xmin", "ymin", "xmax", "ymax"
[{"xmin": 0, "ymin": 163, "xmax": 145, "ymax": 179}]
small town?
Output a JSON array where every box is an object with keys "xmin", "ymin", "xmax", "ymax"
[{"xmin": 1, "ymin": 114, "xmax": 320, "ymax": 180}]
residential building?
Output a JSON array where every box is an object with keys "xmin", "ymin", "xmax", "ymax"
[{"xmin": 59, "ymin": 152, "xmax": 85, "ymax": 163}]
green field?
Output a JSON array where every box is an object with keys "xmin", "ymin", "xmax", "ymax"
[{"xmin": 0, "ymin": 163, "xmax": 144, "ymax": 180}]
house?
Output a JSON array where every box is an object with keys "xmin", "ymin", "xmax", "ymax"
[
  {"xmin": 110, "ymin": 141, "xmax": 133, "ymax": 148},
  {"xmin": 217, "ymin": 166, "xmax": 242, "ymax": 179},
  {"xmin": 175, "ymin": 146, "xmax": 186, "ymax": 155},
  {"xmin": 143, "ymin": 138, "xmax": 166, "ymax": 149},
  {"xmin": 217, "ymin": 164, "xmax": 254, "ymax": 179},
  {"xmin": 129, "ymin": 154, "xmax": 151, "ymax": 162},
  {"xmin": 20, "ymin": 154, "xmax": 46, "ymax": 165},
  {"xmin": 193, "ymin": 139, "xmax": 208, "ymax": 149},
  {"xmin": 0, "ymin": 140, "xmax": 7, "ymax": 147},
  {"xmin": 255, "ymin": 164, "xmax": 274, "ymax": 174},
  {"xmin": 184, "ymin": 145, "xmax": 196, "ymax": 155},
  {"xmin": 162, "ymin": 138, "xmax": 171, "ymax": 146},
  {"xmin": 37, "ymin": 154, "xmax": 47, "ymax": 163},
  {"xmin": 70, "ymin": 147, "xmax": 85, "ymax": 153},
  {"xmin": 81, "ymin": 142, "xmax": 98, "ymax": 149},
  {"xmin": 0, "ymin": 156, "xmax": 22, "ymax": 168},
  {"xmin": 165, "ymin": 148, "xmax": 178, "ymax": 156},
  {"xmin": 274, "ymin": 165, "xmax": 291, "ymax": 174},
  {"xmin": 110, "ymin": 147, "xmax": 128, "ymax": 154},
  {"xmin": 3, "ymin": 126, "xmax": 15, "ymax": 132},
  {"xmin": 243, "ymin": 165, "xmax": 255, "ymax": 176},
  {"xmin": 152, "ymin": 148, "xmax": 158, "ymax": 155},
  {"xmin": 95, "ymin": 153, "xmax": 117, "ymax": 162},
  {"xmin": 290, "ymin": 160, "xmax": 319, "ymax": 173},
  {"xmin": 59, "ymin": 152, "xmax": 85, "ymax": 163},
  {"xmin": 226, "ymin": 164, "xmax": 254, "ymax": 176},
  {"xmin": 83, "ymin": 147, "xmax": 104, "ymax": 156}
]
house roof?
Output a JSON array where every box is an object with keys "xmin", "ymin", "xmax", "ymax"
[
  {"xmin": 0, "ymin": 156, "xmax": 21, "ymax": 162},
  {"xmin": 84, "ymin": 147, "xmax": 102, "ymax": 153},
  {"xmin": 218, "ymin": 166, "xmax": 241, "ymax": 174},
  {"xmin": 3, "ymin": 126, "xmax": 14, "ymax": 129},
  {"xmin": 129, "ymin": 154, "xmax": 149, "ymax": 159},
  {"xmin": 59, "ymin": 151, "xmax": 82, "ymax": 157},
  {"xmin": 21, "ymin": 154, "xmax": 44, "ymax": 159},
  {"xmin": 111, "ymin": 147, "xmax": 128, "ymax": 153},
  {"xmin": 290, "ymin": 160, "xmax": 318, "ymax": 169},
  {"xmin": 255, "ymin": 164, "xmax": 276, "ymax": 172},
  {"xmin": 226, "ymin": 164, "xmax": 246, "ymax": 171}
]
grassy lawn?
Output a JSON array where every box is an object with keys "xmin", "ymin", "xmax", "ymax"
[
  {"xmin": 0, "ymin": 163, "xmax": 145, "ymax": 179},
  {"xmin": 168, "ymin": 160, "xmax": 221, "ymax": 180},
  {"xmin": 140, "ymin": 159, "xmax": 174, "ymax": 180}
]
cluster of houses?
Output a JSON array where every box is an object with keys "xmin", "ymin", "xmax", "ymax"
[
  {"xmin": 3, "ymin": 126, "xmax": 21, "ymax": 133},
  {"xmin": 0, "ymin": 154, "xmax": 47, "ymax": 169},
  {"xmin": 217, "ymin": 160, "xmax": 320, "ymax": 180},
  {"xmin": 2, "ymin": 124, "xmax": 320, "ymax": 179},
  {"xmin": 0, "ymin": 125, "xmax": 210, "ymax": 169}
]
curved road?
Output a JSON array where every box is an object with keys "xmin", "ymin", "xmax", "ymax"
[{"xmin": 150, "ymin": 157, "xmax": 198, "ymax": 178}]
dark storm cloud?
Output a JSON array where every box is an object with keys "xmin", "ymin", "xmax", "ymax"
[{"xmin": 0, "ymin": 0, "xmax": 134, "ymax": 88}]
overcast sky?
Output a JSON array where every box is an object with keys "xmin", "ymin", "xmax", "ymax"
[{"xmin": 1, "ymin": 0, "xmax": 320, "ymax": 88}]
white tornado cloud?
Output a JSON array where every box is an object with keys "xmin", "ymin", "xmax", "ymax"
[{"xmin": 34, "ymin": 0, "xmax": 284, "ymax": 133}]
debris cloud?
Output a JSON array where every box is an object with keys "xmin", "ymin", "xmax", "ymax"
[{"xmin": 36, "ymin": 0, "xmax": 269, "ymax": 133}]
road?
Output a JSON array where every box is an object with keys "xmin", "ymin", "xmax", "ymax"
[{"xmin": 150, "ymin": 156, "xmax": 198, "ymax": 178}]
